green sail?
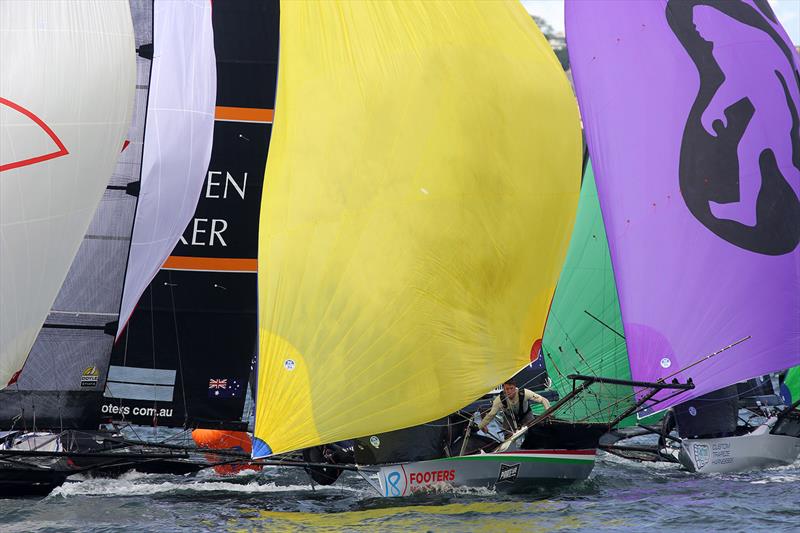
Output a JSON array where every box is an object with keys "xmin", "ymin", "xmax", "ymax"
[
  {"xmin": 542, "ymin": 161, "xmax": 642, "ymax": 427},
  {"xmin": 781, "ymin": 366, "xmax": 800, "ymax": 405}
]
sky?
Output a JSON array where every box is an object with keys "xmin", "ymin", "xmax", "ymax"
[{"xmin": 521, "ymin": 0, "xmax": 800, "ymax": 46}]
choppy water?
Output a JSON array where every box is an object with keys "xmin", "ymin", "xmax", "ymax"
[{"xmin": 1, "ymin": 450, "xmax": 798, "ymax": 532}]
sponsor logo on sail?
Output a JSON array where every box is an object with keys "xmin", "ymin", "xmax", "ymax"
[
  {"xmin": 667, "ymin": 0, "xmax": 800, "ymax": 255},
  {"xmin": 496, "ymin": 463, "xmax": 520, "ymax": 484},
  {"xmin": 175, "ymin": 170, "xmax": 251, "ymax": 250},
  {"xmin": 80, "ymin": 366, "xmax": 100, "ymax": 388},
  {"xmin": 693, "ymin": 443, "xmax": 710, "ymax": 470},
  {"xmin": 100, "ymin": 403, "xmax": 174, "ymax": 418}
]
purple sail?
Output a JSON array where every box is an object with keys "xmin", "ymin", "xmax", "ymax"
[{"xmin": 566, "ymin": 0, "xmax": 800, "ymax": 412}]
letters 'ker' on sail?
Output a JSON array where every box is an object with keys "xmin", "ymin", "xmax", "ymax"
[
  {"xmin": 253, "ymin": 0, "xmax": 582, "ymax": 457},
  {"xmin": 566, "ymin": 0, "xmax": 800, "ymax": 411}
]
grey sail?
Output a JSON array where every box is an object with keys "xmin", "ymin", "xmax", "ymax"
[{"xmin": 0, "ymin": 0, "xmax": 153, "ymax": 430}]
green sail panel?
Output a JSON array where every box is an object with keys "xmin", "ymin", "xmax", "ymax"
[
  {"xmin": 542, "ymin": 162, "xmax": 639, "ymax": 427},
  {"xmin": 781, "ymin": 366, "xmax": 800, "ymax": 405}
]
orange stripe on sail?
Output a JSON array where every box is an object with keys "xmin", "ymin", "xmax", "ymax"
[
  {"xmin": 162, "ymin": 256, "xmax": 257, "ymax": 272},
  {"xmin": 214, "ymin": 106, "xmax": 274, "ymax": 123}
]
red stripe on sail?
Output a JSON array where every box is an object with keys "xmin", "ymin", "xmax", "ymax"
[{"xmin": 0, "ymin": 97, "xmax": 69, "ymax": 172}]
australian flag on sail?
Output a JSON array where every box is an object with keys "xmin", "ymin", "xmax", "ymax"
[{"xmin": 208, "ymin": 378, "xmax": 243, "ymax": 399}]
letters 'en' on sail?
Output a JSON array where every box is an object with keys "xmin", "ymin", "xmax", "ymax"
[
  {"xmin": 254, "ymin": 0, "xmax": 582, "ymax": 457},
  {"xmin": 566, "ymin": 0, "xmax": 800, "ymax": 413},
  {"xmin": 0, "ymin": 0, "xmax": 136, "ymax": 386}
]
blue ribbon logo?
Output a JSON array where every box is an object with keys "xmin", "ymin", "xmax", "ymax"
[{"xmin": 385, "ymin": 471, "xmax": 402, "ymax": 496}]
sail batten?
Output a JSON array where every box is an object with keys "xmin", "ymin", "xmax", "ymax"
[{"xmin": 254, "ymin": 0, "xmax": 581, "ymax": 456}]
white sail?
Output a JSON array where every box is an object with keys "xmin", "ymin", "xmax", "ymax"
[
  {"xmin": 117, "ymin": 0, "xmax": 217, "ymax": 334},
  {"xmin": 0, "ymin": 1, "xmax": 136, "ymax": 385}
]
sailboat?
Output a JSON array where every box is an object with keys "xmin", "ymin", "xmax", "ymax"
[
  {"xmin": 545, "ymin": 166, "xmax": 797, "ymax": 465},
  {"xmin": 543, "ymin": 162, "xmax": 798, "ymax": 468},
  {"xmin": 566, "ymin": 0, "xmax": 800, "ymax": 473},
  {"xmin": 0, "ymin": 0, "xmax": 137, "ymax": 494},
  {"xmin": 538, "ymin": 158, "xmax": 689, "ymax": 463},
  {"xmin": 250, "ymin": 0, "xmax": 692, "ymax": 497},
  {"xmin": 0, "ymin": 0, "xmax": 218, "ymax": 486}
]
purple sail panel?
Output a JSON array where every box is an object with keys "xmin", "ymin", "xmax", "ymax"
[{"xmin": 566, "ymin": 0, "xmax": 800, "ymax": 411}]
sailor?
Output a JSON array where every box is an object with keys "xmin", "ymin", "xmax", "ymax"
[{"xmin": 476, "ymin": 378, "xmax": 551, "ymax": 436}]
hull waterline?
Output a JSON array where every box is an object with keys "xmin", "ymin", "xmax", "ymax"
[
  {"xmin": 373, "ymin": 449, "xmax": 596, "ymax": 497},
  {"xmin": 0, "ymin": 461, "xmax": 70, "ymax": 497},
  {"xmin": 678, "ymin": 428, "xmax": 800, "ymax": 474}
]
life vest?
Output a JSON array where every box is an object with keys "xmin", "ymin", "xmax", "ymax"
[{"xmin": 501, "ymin": 389, "xmax": 531, "ymax": 423}]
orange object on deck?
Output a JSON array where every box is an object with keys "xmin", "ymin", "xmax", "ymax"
[{"xmin": 192, "ymin": 429, "xmax": 262, "ymax": 475}]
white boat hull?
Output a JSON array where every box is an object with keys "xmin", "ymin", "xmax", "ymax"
[
  {"xmin": 374, "ymin": 449, "xmax": 596, "ymax": 497},
  {"xmin": 678, "ymin": 429, "xmax": 800, "ymax": 474},
  {"xmin": 3, "ymin": 432, "xmax": 61, "ymax": 452}
]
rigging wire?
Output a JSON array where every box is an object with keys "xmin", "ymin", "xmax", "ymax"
[
  {"xmin": 549, "ymin": 309, "xmax": 633, "ymax": 419},
  {"xmin": 149, "ymin": 287, "xmax": 158, "ymax": 439},
  {"xmin": 576, "ymin": 337, "xmax": 751, "ymax": 424},
  {"xmin": 167, "ymin": 271, "xmax": 190, "ymax": 437}
]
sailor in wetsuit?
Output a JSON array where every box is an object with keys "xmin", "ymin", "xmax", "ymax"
[{"xmin": 476, "ymin": 378, "xmax": 551, "ymax": 437}]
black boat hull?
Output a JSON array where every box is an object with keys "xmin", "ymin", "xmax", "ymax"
[{"xmin": 0, "ymin": 465, "xmax": 69, "ymax": 497}]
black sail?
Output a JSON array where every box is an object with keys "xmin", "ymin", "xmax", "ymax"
[{"xmin": 104, "ymin": 0, "xmax": 279, "ymax": 430}]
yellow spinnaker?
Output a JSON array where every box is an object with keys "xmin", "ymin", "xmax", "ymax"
[{"xmin": 254, "ymin": 0, "xmax": 580, "ymax": 457}]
